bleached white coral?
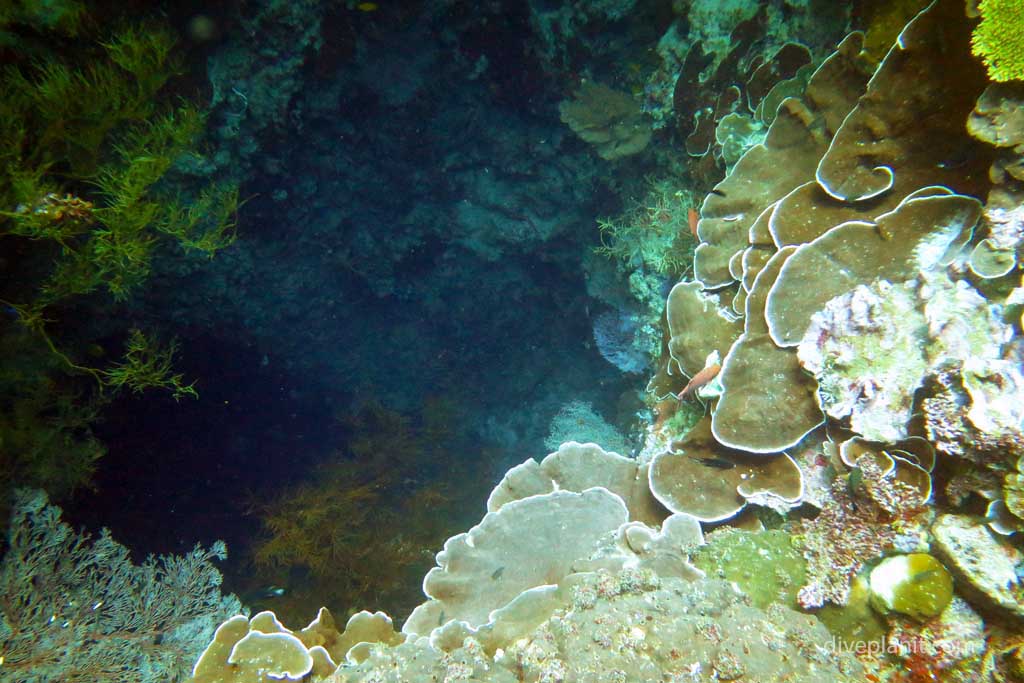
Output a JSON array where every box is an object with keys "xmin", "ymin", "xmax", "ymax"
[
  {"xmin": 798, "ymin": 280, "xmax": 927, "ymax": 442},
  {"xmin": 963, "ymin": 355, "xmax": 1024, "ymax": 436},
  {"xmin": 984, "ymin": 205, "xmax": 1024, "ymax": 251},
  {"xmin": 800, "ymin": 272, "xmax": 1020, "ymax": 444}
]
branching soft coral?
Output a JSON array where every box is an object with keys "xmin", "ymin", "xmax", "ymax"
[
  {"xmin": 102, "ymin": 330, "xmax": 197, "ymax": 401},
  {"xmin": 0, "ymin": 489, "xmax": 241, "ymax": 683},
  {"xmin": 0, "ymin": 14, "xmax": 239, "ymax": 496},
  {"xmin": 595, "ymin": 178, "xmax": 697, "ymax": 278}
]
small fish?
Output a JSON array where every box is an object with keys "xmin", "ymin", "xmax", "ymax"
[
  {"xmin": 687, "ymin": 208, "xmax": 700, "ymax": 239},
  {"xmin": 491, "ymin": 566, "xmax": 505, "ymax": 580},
  {"xmin": 709, "ymin": 188, "xmax": 726, "ymax": 197},
  {"xmin": 438, "ymin": 610, "xmax": 446, "ymax": 626},
  {"xmin": 677, "ymin": 363, "xmax": 721, "ymax": 402},
  {"xmin": 356, "ymin": 2, "xmax": 378, "ymax": 11},
  {"xmin": 847, "ymin": 466, "xmax": 864, "ymax": 499},
  {"xmin": 242, "ymin": 585, "xmax": 287, "ymax": 602},
  {"xmin": 690, "ymin": 456, "xmax": 735, "ymax": 470},
  {"xmin": 909, "ymin": 568, "xmax": 939, "ymax": 584}
]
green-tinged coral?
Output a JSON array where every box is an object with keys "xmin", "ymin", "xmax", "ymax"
[
  {"xmin": 860, "ymin": 0, "xmax": 931, "ymax": 62},
  {"xmin": 798, "ymin": 268, "xmax": 1016, "ymax": 445},
  {"xmin": 715, "ymin": 113, "xmax": 766, "ymax": 169},
  {"xmin": 970, "ymin": 237, "xmax": 1018, "ymax": 278},
  {"xmin": 1006, "ymin": 455, "xmax": 1024, "ymax": 521},
  {"xmin": 800, "ymin": 280, "xmax": 928, "ymax": 443},
  {"xmin": 661, "ymin": 399, "xmax": 703, "ymax": 440},
  {"xmin": 972, "ymin": 0, "xmax": 1024, "ymax": 82}
]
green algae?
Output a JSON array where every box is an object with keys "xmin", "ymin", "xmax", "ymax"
[
  {"xmin": 691, "ymin": 526, "xmax": 894, "ymax": 644},
  {"xmin": 691, "ymin": 528, "xmax": 806, "ymax": 610}
]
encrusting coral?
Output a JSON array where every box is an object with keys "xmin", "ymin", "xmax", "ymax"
[
  {"xmin": 188, "ymin": 457, "xmax": 860, "ymax": 683},
  {"xmin": 651, "ymin": 0, "xmax": 1021, "ymax": 661}
]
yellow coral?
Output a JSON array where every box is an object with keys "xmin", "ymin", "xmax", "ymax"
[{"xmin": 972, "ymin": 0, "xmax": 1024, "ymax": 82}]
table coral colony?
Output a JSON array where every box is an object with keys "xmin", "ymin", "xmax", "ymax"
[{"xmin": 182, "ymin": 1, "xmax": 1024, "ymax": 681}]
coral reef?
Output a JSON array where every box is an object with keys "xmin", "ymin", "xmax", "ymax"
[
  {"xmin": 488, "ymin": 442, "xmax": 663, "ymax": 525},
  {"xmin": 794, "ymin": 471, "xmax": 928, "ymax": 610},
  {"xmin": 337, "ymin": 573, "xmax": 861, "ymax": 682},
  {"xmin": 649, "ymin": 416, "xmax": 803, "ymax": 522},
  {"xmin": 190, "ymin": 474, "xmax": 860, "ymax": 682},
  {"xmin": 867, "ymin": 553, "xmax": 953, "ymax": 620},
  {"xmin": 16, "ymin": 2, "xmax": 1024, "ymax": 683},
  {"xmin": 186, "ymin": 1, "xmax": 1024, "ymax": 680},
  {"xmin": 691, "ymin": 527, "xmax": 807, "ymax": 609},
  {"xmin": 932, "ymin": 514, "xmax": 1024, "ymax": 621},
  {"xmin": 190, "ymin": 608, "xmax": 402, "ymax": 682}
]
